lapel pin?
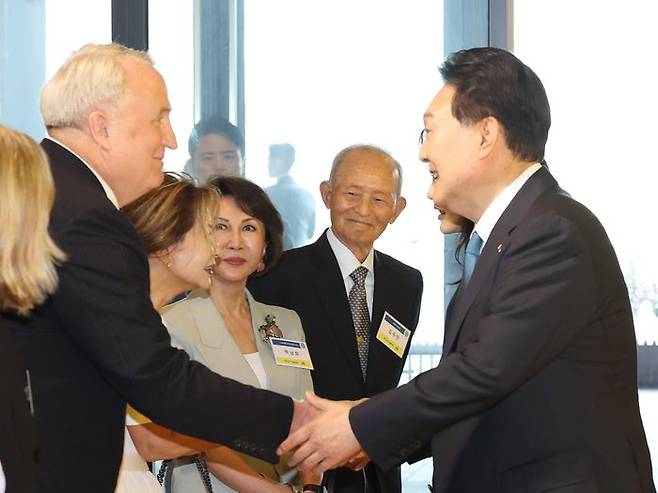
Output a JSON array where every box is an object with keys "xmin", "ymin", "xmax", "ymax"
[
  {"xmin": 497, "ymin": 243, "xmax": 504, "ymax": 253},
  {"xmin": 258, "ymin": 314, "xmax": 282, "ymax": 342}
]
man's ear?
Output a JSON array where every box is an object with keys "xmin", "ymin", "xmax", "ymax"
[
  {"xmin": 477, "ymin": 116, "xmax": 500, "ymax": 158},
  {"xmin": 389, "ymin": 196, "xmax": 407, "ymax": 224},
  {"xmin": 87, "ymin": 110, "xmax": 111, "ymax": 149},
  {"xmin": 319, "ymin": 181, "xmax": 332, "ymax": 209}
]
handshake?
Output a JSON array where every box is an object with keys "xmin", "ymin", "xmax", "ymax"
[{"xmin": 278, "ymin": 392, "xmax": 370, "ymax": 476}]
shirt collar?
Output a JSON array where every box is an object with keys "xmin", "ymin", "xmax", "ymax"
[
  {"xmin": 326, "ymin": 227, "xmax": 374, "ymax": 280},
  {"xmin": 45, "ymin": 136, "xmax": 120, "ymax": 209},
  {"xmin": 474, "ymin": 162, "xmax": 543, "ymax": 249}
]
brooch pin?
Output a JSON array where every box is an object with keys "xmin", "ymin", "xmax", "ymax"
[{"xmin": 258, "ymin": 314, "xmax": 283, "ymax": 342}]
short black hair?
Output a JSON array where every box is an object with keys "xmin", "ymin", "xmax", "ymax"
[
  {"xmin": 188, "ymin": 115, "xmax": 245, "ymax": 158},
  {"xmin": 207, "ymin": 176, "xmax": 283, "ymax": 276},
  {"xmin": 439, "ymin": 47, "xmax": 551, "ymax": 163}
]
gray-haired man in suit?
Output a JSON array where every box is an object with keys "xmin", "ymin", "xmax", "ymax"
[{"xmin": 250, "ymin": 144, "xmax": 423, "ymax": 493}]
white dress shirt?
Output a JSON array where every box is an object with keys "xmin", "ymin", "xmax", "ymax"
[
  {"xmin": 326, "ymin": 228, "xmax": 375, "ymax": 319},
  {"xmin": 472, "ymin": 163, "xmax": 543, "ymax": 251}
]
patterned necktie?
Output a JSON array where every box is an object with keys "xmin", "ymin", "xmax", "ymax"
[
  {"xmin": 349, "ymin": 266, "xmax": 370, "ymax": 380},
  {"xmin": 463, "ymin": 232, "xmax": 483, "ymax": 286}
]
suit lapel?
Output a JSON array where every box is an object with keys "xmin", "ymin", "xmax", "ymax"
[
  {"xmin": 443, "ymin": 167, "xmax": 559, "ymax": 353},
  {"xmin": 371, "ymin": 251, "xmax": 388, "ymax": 334},
  {"xmin": 309, "ymin": 234, "xmax": 364, "ymax": 386},
  {"xmin": 246, "ymin": 290, "xmax": 286, "ymax": 393},
  {"xmin": 188, "ymin": 292, "xmax": 262, "ymax": 388},
  {"xmin": 190, "ymin": 292, "xmax": 228, "ymax": 349},
  {"xmin": 367, "ymin": 251, "xmax": 392, "ymax": 389},
  {"xmin": 442, "ymin": 282, "xmax": 463, "ymax": 349}
]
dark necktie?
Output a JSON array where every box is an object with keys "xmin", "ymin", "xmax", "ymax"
[
  {"xmin": 463, "ymin": 232, "xmax": 483, "ymax": 286},
  {"xmin": 349, "ymin": 266, "xmax": 370, "ymax": 380}
]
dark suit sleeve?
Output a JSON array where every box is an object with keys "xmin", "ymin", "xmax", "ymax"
[
  {"xmin": 350, "ymin": 214, "xmax": 595, "ymax": 469},
  {"xmin": 53, "ymin": 206, "xmax": 292, "ymax": 462}
]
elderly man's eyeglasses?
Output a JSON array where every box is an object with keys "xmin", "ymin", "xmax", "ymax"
[{"xmin": 419, "ymin": 129, "xmax": 429, "ymax": 145}]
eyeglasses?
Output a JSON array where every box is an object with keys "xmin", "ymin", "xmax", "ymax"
[{"xmin": 419, "ymin": 128, "xmax": 429, "ymax": 145}]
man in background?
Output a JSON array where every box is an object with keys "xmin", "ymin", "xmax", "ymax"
[
  {"xmin": 266, "ymin": 143, "xmax": 315, "ymax": 250},
  {"xmin": 184, "ymin": 115, "xmax": 245, "ymax": 181}
]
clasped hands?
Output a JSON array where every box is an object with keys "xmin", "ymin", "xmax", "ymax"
[{"xmin": 279, "ymin": 391, "xmax": 370, "ymax": 476}]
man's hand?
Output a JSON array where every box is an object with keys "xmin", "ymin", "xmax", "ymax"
[
  {"xmin": 278, "ymin": 392, "xmax": 365, "ymax": 476},
  {"xmin": 290, "ymin": 398, "xmax": 320, "ymax": 435}
]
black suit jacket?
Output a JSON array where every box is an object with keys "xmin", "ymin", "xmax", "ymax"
[
  {"xmin": 249, "ymin": 231, "xmax": 423, "ymax": 493},
  {"xmin": 350, "ymin": 168, "xmax": 655, "ymax": 493},
  {"xmin": 5, "ymin": 140, "xmax": 293, "ymax": 493},
  {"xmin": 0, "ymin": 319, "xmax": 38, "ymax": 493}
]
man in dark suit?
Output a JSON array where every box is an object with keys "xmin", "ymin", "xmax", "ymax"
[
  {"xmin": 250, "ymin": 144, "xmax": 423, "ymax": 493},
  {"xmin": 280, "ymin": 48, "xmax": 655, "ymax": 492},
  {"xmin": 5, "ymin": 44, "xmax": 308, "ymax": 493}
]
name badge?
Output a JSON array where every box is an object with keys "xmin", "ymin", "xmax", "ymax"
[
  {"xmin": 270, "ymin": 337, "xmax": 314, "ymax": 370},
  {"xmin": 376, "ymin": 311, "xmax": 411, "ymax": 358}
]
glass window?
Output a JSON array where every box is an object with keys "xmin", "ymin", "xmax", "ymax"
[
  {"xmin": 148, "ymin": 0, "xmax": 195, "ymax": 171},
  {"xmin": 150, "ymin": 1, "xmax": 242, "ymax": 176},
  {"xmin": 0, "ymin": 0, "xmax": 110, "ymax": 139},
  {"xmin": 514, "ymin": 0, "xmax": 658, "ymax": 478},
  {"xmin": 244, "ymin": 0, "xmax": 445, "ymax": 346},
  {"xmin": 45, "ymin": 0, "xmax": 111, "ymax": 78}
]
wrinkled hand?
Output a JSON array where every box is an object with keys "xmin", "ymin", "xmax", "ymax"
[
  {"xmin": 290, "ymin": 398, "xmax": 321, "ymax": 435},
  {"xmin": 278, "ymin": 391, "xmax": 365, "ymax": 476}
]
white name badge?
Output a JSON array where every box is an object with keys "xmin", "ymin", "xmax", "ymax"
[
  {"xmin": 270, "ymin": 337, "xmax": 314, "ymax": 370},
  {"xmin": 376, "ymin": 311, "xmax": 411, "ymax": 358}
]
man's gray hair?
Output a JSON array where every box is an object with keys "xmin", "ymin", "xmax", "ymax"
[
  {"xmin": 328, "ymin": 144, "xmax": 403, "ymax": 197},
  {"xmin": 40, "ymin": 43, "xmax": 153, "ymax": 129}
]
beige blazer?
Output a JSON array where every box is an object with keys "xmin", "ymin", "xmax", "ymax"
[
  {"xmin": 162, "ymin": 289, "xmax": 312, "ymax": 400},
  {"xmin": 161, "ymin": 289, "xmax": 313, "ymax": 492}
]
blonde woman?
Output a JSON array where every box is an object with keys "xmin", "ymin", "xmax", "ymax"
[
  {"xmin": 0, "ymin": 125, "xmax": 65, "ymax": 493},
  {"xmin": 119, "ymin": 173, "xmax": 293, "ymax": 493}
]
